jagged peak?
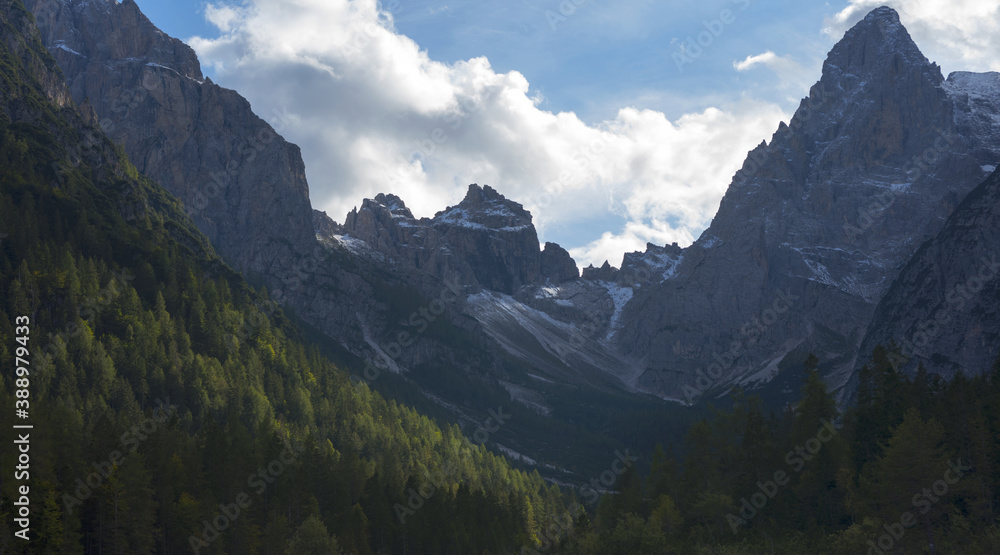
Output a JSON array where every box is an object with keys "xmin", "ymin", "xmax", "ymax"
[
  {"xmin": 461, "ymin": 183, "xmax": 515, "ymax": 207},
  {"xmin": 47, "ymin": 0, "xmax": 204, "ymax": 81},
  {"xmin": 433, "ymin": 184, "xmax": 534, "ymax": 231},
  {"xmin": 823, "ymin": 5, "xmax": 936, "ymax": 80},
  {"xmin": 864, "ymin": 5, "xmax": 901, "ymax": 24},
  {"xmin": 371, "ymin": 193, "xmax": 414, "ymax": 219}
]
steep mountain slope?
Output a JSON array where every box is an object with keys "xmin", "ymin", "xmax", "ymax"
[
  {"xmin": 857, "ymin": 165, "xmax": 1000, "ymax": 379},
  {"xmin": 25, "ymin": 0, "xmax": 693, "ymax": 479},
  {"xmin": 330, "ymin": 184, "xmax": 646, "ymax": 391},
  {"xmin": 333, "ymin": 7, "xmax": 1000, "ymax": 407},
  {"xmin": 23, "ymin": 0, "xmax": 432, "ymax": 373},
  {"xmin": 613, "ymin": 7, "xmax": 1000, "ymax": 402},
  {"xmin": 0, "ymin": 1, "xmax": 570, "ymax": 551},
  {"xmin": 25, "ymin": 0, "xmax": 316, "ymax": 276},
  {"xmin": 26, "ymin": 1, "xmax": 1000, "ymax": 451},
  {"xmin": 339, "ymin": 184, "xmax": 546, "ymax": 294}
]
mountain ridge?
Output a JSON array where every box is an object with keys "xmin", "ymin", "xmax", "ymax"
[{"xmin": 25, "ymin": 1, "xmax": 1000, "ymax": 421}]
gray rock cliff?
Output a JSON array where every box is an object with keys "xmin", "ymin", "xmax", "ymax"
[{"xmin": 614, "ymin": 6, "xmax": 1000, "ymax": 401}]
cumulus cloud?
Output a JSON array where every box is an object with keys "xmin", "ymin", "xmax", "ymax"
[
  {"xmin": 191, "ymin": 0, "xmax": 786, "ymax": 269},
  {"xmin": 824, "ymin": 0, "xmax": 1000, "ymax": 73}
]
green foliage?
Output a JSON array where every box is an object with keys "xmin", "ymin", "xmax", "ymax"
[
  {"xmin": 286, "ymin": 516, "xmax": 342, "ymax": 555},
  {"xmin": 0, "ymin": 4, "xmax": 571, "ymax": 550},
  {"xmin": 581, "ymin": 348, "xmax": 1000, "ymax": 552}
]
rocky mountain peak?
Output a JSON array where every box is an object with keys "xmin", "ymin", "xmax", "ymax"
[
  {"xmin": 825, "ymin": 6, "xmax": 932, "ymax": 77},
  {"xmin": 540, "ymin": 242, "xmax": 579, "ymax": 283},
  {"xmin": 582, "ymin": 261, "xmax": 619, "ymax": 282},
  {"xmin": 28, "ymin": 0, "xmax": 317, "ymax": 284},
  {"xmin": 371, "ymin": 193, "xmax": 414, "ymax": 219},
  {"xmin": 434, "ymin": 183, "xmax": 533, "ymax": 231},
  {"xmin": 615, "ymin": 5, "xmax": 1000, "ymax": 402},
  {"xmin": 30, "ymin": 0, "xmax": 203, "ymax": 81}
]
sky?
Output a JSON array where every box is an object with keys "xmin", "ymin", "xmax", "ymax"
[{"xmin": 135, "ymin": 0, "xmax": 1000, "ymax": 269}]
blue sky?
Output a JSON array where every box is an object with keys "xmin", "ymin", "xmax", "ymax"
[
  {"xmin": 141, "ymin": 0, "xmax": 833, "ymax": 120},
  {"xmin": 136, "ymin": 0, "xmax": 1000, "ymax": 268}
]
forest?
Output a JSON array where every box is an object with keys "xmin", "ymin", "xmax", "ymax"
[
  {"xmin": 0, "ymin": 12, "xmax": 569, "ymax": 550},
  {"xmin": 2, "ymin": 0, "xmax": 1000, "ymax": 552},
  {"xmin": 556, "ymin": 351, "xmax": 1000, "ymax": 553}
]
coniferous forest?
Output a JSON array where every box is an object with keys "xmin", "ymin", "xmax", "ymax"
[
  {"xmin": 0, "ymin": 5, "xmax": 568, "ymax": 551},
  {"xmin": 2, "ymin": 0, "xmax": 1000, "ymax": 553}
]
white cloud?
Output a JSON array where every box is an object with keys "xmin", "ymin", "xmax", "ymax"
[
  {"xmin": 824, "ymin": 0, "xmax": 1000, "ymax": 73},
  {"xmin": 191, "ymin": 0, "xmax": 786, "ymax": 269},
  {"xmin": 734, "ymin": 51, "xmax": 778, "ymax": 71},
  {"xmin": 569, "ymin": 221, "xmax": 694, "ymax": 271},
  {"xmin": 204, "ymin": 4, "xmax": 242, "ymax": 33}
]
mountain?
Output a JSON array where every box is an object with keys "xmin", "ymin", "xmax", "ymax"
[
  {"xmin": 337, "ymin": 184, "xmax": 547, "ymax": 294},
  {"xmin": 25, "ymin": 0, "xmax": 316, "ymax": 275},
  {"xmin": 857, "ymin": 163, "xmax": 1000, "ymax": 380},
  {"xmin": 24, "ymin": 0, "xmax": 694, "ymax": 482},
  {"xmin": 329, "ymin": 6, "xmax": 1000, "ymax": 408},
  {"xmin": 23, "ymin": 0, "xmax": 1000, "ymax": 484},
  {"xmin": 610, "ymin": 6, "xmax": 1000, "ymax": 402},
  {"xmin": 0, "ymin": 0, "xmax": 570, "ymax": 551},
  {"xmin": 7, "ymin": 0, "xmax": 1000, "ymax": 551},
  {"xmin": 23, "ymin": 0, "xmax": 426, "ymax": 370}
]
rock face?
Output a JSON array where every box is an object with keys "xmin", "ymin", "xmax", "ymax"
[
  {"xmin": 24, "ymin": 0, "xmax": 426, "ymax": 383},
  {"xmin": 26, "ymin": 0, "xmax": 316, "ymax": 280},
  {"xmin": 856, "ymin": 166, "xmax": 1000, "ymax": 381},
  {"xmin": 19, "ymin": 0, "xmax": 650, "ymax": 477},
  {"xmin": 28, "ymin": 0, "xmax": 1000, "ymax": 416},
  {"xmin": 613, "ymin": 7, "xmax": 1000, "ymax": 401},
  {"xmin": 341, "ymin": 184, "xmax": 552, "ymax": 294},
  {"xmin": 540, "ymin": 242, "xmax": 579, "ymax": 283},
  {"xmin": 312, "ymin": 209, "xmax": 341, "ymax": 238},
  {"xmin": 2, "ymin": 0, "xmax": 75, "ymax": 113},
  {"xmin": 621, "ymin": 243, "xmax": 683, "ymax": 284},
  {"xmin": 582, "ymin": 261, "xmax": 619, "ymax": 282}
]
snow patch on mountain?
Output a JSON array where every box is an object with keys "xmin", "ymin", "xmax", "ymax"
[
  {"xmin": 699, "ymin": 234, "xmax": 722, "ymax": 249},
  {"xmin": 495, "ymin": 444, "xmax": 538, "ymax": 465},
  {"xmin": 944, "ymin": 71, "xmax": 1000, "ymax": 99},
  {"xmin": 330, "ymin": 234, "xmax": 391, "ymax": 263},
  {"xmin": 599, "ymin": 282, "xmax": 633, "ymax": 342},
  {"xmin": 435, "ymin": 206, "xmax": 531, "ymax": 231},
  {"xmin": 54, "ymin": 42, "xmax": 82, "ymax": 56}
]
